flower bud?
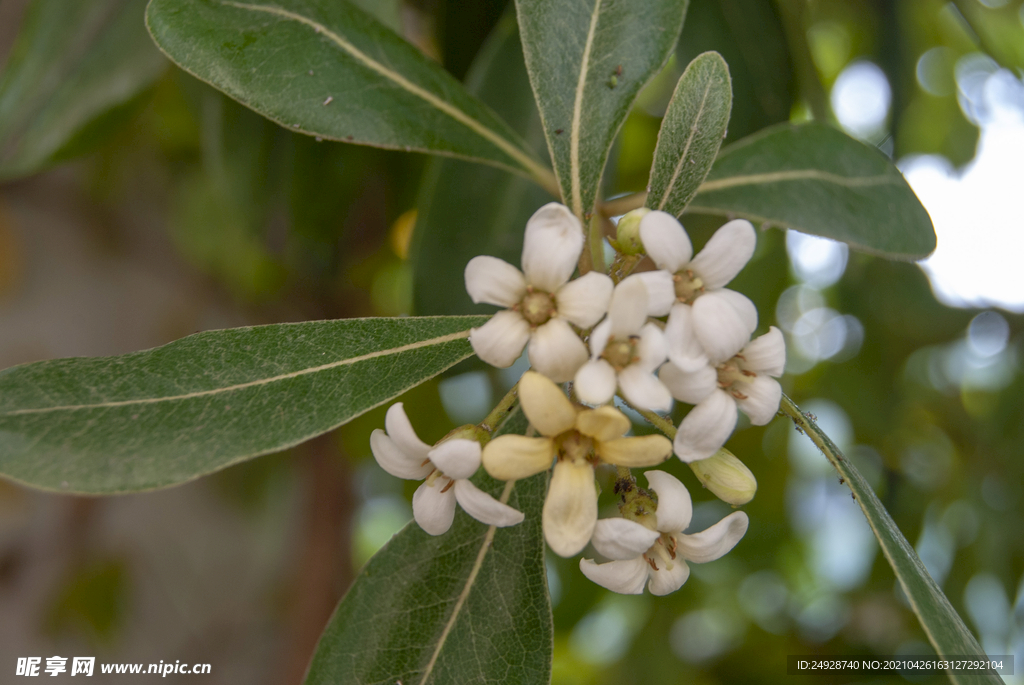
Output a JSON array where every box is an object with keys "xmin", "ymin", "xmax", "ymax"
[
  {"xmin": 689, "ymin": 449, "xmax": 757, "ymax": 505},
  {"xmin": 614, "ymin": 208, "xmax": 650, "ymax": 256}
]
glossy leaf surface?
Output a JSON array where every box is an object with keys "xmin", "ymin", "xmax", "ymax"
[
  {"xmin": 0, "ymin": 0, "xmax": 165, "ymax": 179},
  {"xmin": 516, "ymin": 0, "xmax": 688, "ymax": 219},
  {"xmin": 782, "ymin": 396, "xmax": 1001, "ymax": 684},
  {"xmin": 412, "ymin": 15, "xmax": 552, "ymax": 316},
  {"xmin": 145, "ymin": 0, "xmax": 553, "ymax": 184},
  {"xmin": 0, "ymin": 316, "xmax": 486, "ymax": 493},
  {"xmin": 305, "ymin": 408, "xmax": 551, "ymax": 685},
  {"xmin": 645, "ymin": 51, "xmax": 731, "ymax": 216},
  {"xmin": 688, "ymin": 123, "xmax": 936, "ymax": 259}
]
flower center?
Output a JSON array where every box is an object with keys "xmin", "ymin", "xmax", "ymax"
[
  {"xmin": 519, "ymin": 288, "xmax": 557, "ymax": 327},
  {"xmin": 601, "ymin": 336, "xmax": 638, "ymax": 371},
  {"xmin": 642, "ymin": 533, "xmax": 678, "ymax": 571},
  {"xmin": 716, "ymin": 355, "xmax": 757, "ymax": 400},
  {"xmin": 554, "ymin": 430, "xmax": 595, "ymax": 465},
  {"xmin": 673, "ymin": 269, "xmax": 705, "ymax": 304}
]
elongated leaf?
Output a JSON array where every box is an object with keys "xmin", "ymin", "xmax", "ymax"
[
  {"xmin": 412, "ymin": 14, "xmax": 551, "ymax": 316},
  {"xmin": 145, "ymin": 0, "xmax": 554, "ymax": 187},
  {"xmin": 305, "ymin": 407, "xmax": 551, "ymax": 685},
  {"xmin": 516, "ymin": 0, "xmax": 688, "ymax": 219},
  {"xmin": 688, "ymin": 123, "xmax": 936, "ymax": 260},
  {"xmin": 781, "ymin": 396, "xmax": 1002, "ymax": 685},
  {"xmin": 0, "ymin": 316, "xmax": 487, "ymax": 494},
  {"xmin": 675, "ymin": 0, "xmax": 792, "ymax": 142},
  {"xmin": 0, "ymin": 0, "xmax": 165, "ymax": 179},
  {"xmin": 645, "ymin": 51, "xmax": 731, "ymax": 216}
]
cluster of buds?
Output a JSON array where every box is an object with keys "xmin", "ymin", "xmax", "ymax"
[{"xmin": 369, "ymin": 202, "xmax": 785, "ymax": 595}]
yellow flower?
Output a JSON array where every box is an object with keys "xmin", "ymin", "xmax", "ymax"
[{"xmin": 482, "ymin": 371, "xmax": 672, "ymax": 557}]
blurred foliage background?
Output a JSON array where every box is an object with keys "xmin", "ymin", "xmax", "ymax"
[{"xmin": 0, "ymin": 0, "xmax": 1022, "ymax": 683}]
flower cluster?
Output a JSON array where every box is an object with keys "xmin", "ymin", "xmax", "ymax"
[{"xmin": 366, "ymin": 202, "xmax": 784, "ymax": 596}]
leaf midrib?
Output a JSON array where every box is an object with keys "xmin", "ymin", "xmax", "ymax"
[
  {"xmin": 698, "ymin": 168, "xmax": 899, "ymax": 192},
  {"xmin": 655, "ymin": 66, "xmax": 715, "ymax": 211},
  {"xmin": 569, "ymin": 0, "xmax": 603, "ymax": 219},
  {"xmin": 217, "ymin": 1, "xmax": 551, "ymax": 184},
  {"xmin": 417, "ymin": 479, "xmax": 517, "ymax": 685},
  {"xmin": 4, "ymin": 330, "xmax": 470, "ymax": 415}
]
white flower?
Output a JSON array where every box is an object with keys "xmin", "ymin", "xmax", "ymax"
[
  {"xmin": 465, "ymin": 203, "xmax": 613, "ymax": 382},
  {"xmin": 370, "ymin": 403, "xmax": 524, "ymax": 535},
  {"xmin": 574, "ymin": 275, "xmax": 672, "ymax": 411},
  {"xmin": 579, "ymin": 470, "xmax": 749, "ymax": 595},
  {"xmin": 637, "ymin": 211, "xmax": 759, "ymax": 366},
  {"xmin": 660, "ymin": 326, "xmax": 786, "ymax": 462},
  {"xmin": 481, "ymin": 371, "xmax": 672, "ymax": 557}
]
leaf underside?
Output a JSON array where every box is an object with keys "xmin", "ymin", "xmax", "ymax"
[{"xmin": 0, "ymin": 316, "xmax": 487, "ymax": 494}]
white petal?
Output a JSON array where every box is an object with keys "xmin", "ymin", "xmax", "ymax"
[
  {"xmin": 644, "ymin": 470, "xmax": 692, "ymax": 534},
  {"xmin": 692, "ymin": 289, "xmax": 756, "ymax": 362},
  {"xmin": 412, "ymin": 480, "xmax": 457, "ymax": 535},
  {"xmin": 689, "ymin": 219, "xmax": 756, "ymax": 289},
  {"xmin": 635, "ymin": 270, "xmax": 676, "ymax": 316},
  {"xmin": 470, "ymin": 310, "xmax": 530, "ymax": 368},
  {"xmin": 636, "ymin": 323, "xmax": 668, "ymax": 373},
  {"xmin": 588, "ymin": 318, "xmax": 612, "ymax": 357},
  {"xmin": 543, "ymin": 460, "xmax": 597, "ymax": 557},
  {"xmin": 673, "ymin": 390, "xmax": 737, "ymax": 462},
  {"xmin": 608, "ymin": 275, "xmax": 648, "ymax": 338},
  {"xmin": 741, "ymin": 326, "xmax": 786, "ymax": 377},
  {"xmin": 518, "ymin": 370, "xmax": 578, "ymax": 437},
  {"xmin": 664, "ymin": 303, "xmax": 709, "ymax": 372},
  {"xmin": 618, "ymin": 366, "xmax": 672, "ymax": 412},
  {"xmin": 555, "ymin": 272, "xmax": 614, "ymax": 328},
  {"xmin": 647, "ymin": 558, "xmax": 691, "ymax": 596},
  {"xmin": 639, "ymin": 210, "xmax": 693, "ymax": 272},
  {"xmin": 428, "ymin": 439, "xmax": 481, "ymax": 480},
  {"xmin": 592, "ymin": 518, "xmax": 660, "ymax": 560},
  {"xmin": 522, "ymin": 202, "xmax": 584, "ymax": 292},
  {"xmin": 676, "ymin": 511, "xmax": 749, "ymax": 563},
  {"xmin": 659, "ymin": 361, "xmax": 717, "ymax": 405},
  {"xmin": 735, "ymin": 376, "xmax": 782, "ymax": 425},
  {"xmin": 385, "ymin": 403, "xmax": 430, "ymax": 459},
  {"xmin": 529, "ymin": 318, "xmax": 588, "ymax": 383},
  {"xmin": 574, "ymin": 359, "xmax": 617, "ymax": 406},
  {"xmin": 453, "ymin": 479, "xmax": 524, "ymax": 527},
  {"xmin": 369, "ymin": 430, "xmax": 433, "ymax": 480},
  {"xmin": 579, "ymin": 557, "xmax": 650, "ymax": 595},
  {"xmin": 464, "ymin": 256, "xmax": 526, "ymax": 307}
]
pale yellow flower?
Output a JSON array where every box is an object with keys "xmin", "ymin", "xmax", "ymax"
[{"xmin": 482, "ymin": 371, "xmax": 672, "ymax": 557}]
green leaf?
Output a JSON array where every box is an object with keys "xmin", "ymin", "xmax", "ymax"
[
  {"xmin": 0, "ymin": 0, "xmax": 166, "ymax": 179},
  {"xmin": 305, "ymin": 407, "xmax": 552, "ymax": 685},
  {"xmin": 675, "ymin": 0, "xmax": 792, "ymax": 142},
  {"xmin": 0, "ymin": 316, "xmax": 487, "ymax": 494},
  {"xmin": 781, "ymin": 396, "xmax": 1001, "ymax": 684},
  {"xmin": 144, "ymin": 0, "xmax": 555, "ymax": 189},
  {"xmin": 412, "ymin": 14, "xmax": 552, "ymax": 316},
  {"xmin": 516, "ymin": 0, "xmax": 688, "ymax": 219},
  {"xmin": 688, "ymin": 123, "xmax": 937, "ymax": 260},
  {"xmin": 645, "ymin": 51, "xmax": 731, "ymax": 216}
]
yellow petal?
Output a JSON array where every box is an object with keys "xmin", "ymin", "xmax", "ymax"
[
  {"xmin": 598, "ymin": 434, "xmax": 672, "ymax": 467},
  {"xmin": 575, "ymin": 406, "xmax": 630, "ymax": 441},
  {"xmin": 519, "ymin": 370, "xmax": 577, "ymax": 437},
  {"xmin": 543, "ymin": 460, "xmax": 598, "ymax": 557},
  {"xmin": 482, "ymin": 435, "xmax": 555, "ymax": 480}
]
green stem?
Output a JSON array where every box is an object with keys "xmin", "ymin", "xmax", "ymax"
[
  {"xmin": 478, "ymin": 381, "xmax": 519, "ymax": 438},
  {"xmin": 620, "ymin": 397, "xmax": 677, "ymax": 439},
  {"xmin": 600, "ymin": 191, "xmax": 648, "ymax": 216},
  {"xmin": 607, "ymin": 253, "xmax": 642, "ymax": 284}
]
